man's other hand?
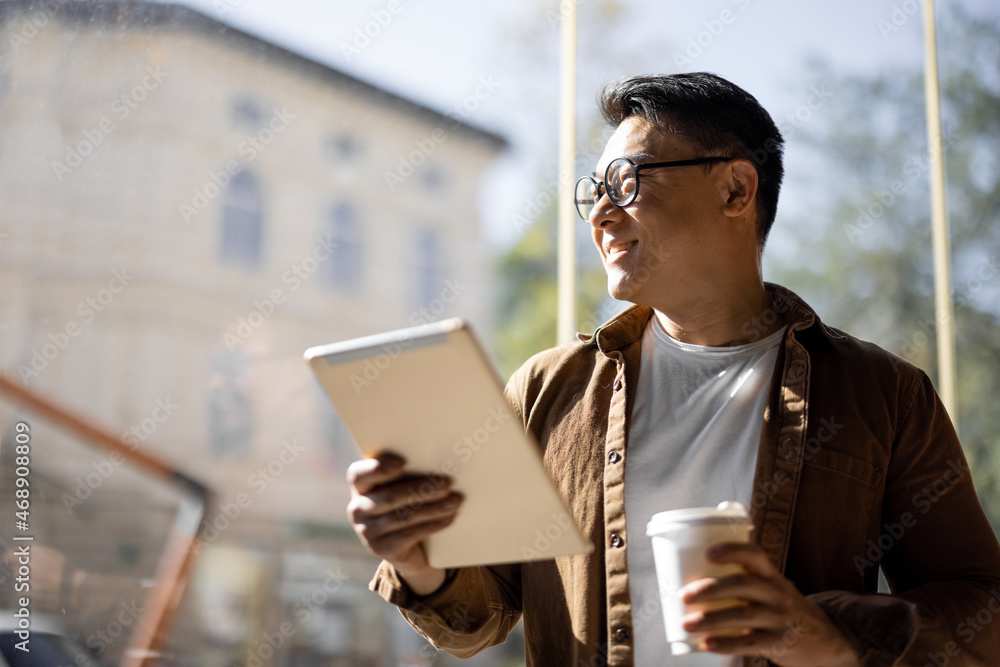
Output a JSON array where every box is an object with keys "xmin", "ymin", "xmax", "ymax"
[
  {"xmin": 679, "ymin": 541, "xmax": 860, "ymax": 667},
  {"xmin": 346, "ymin": 452, "xmax": 463, "ymax": 595}
]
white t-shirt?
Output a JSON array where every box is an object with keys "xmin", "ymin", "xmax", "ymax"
[{"xmin": 625, "ymin": 317, "xmax": 786, "ymax": 665}]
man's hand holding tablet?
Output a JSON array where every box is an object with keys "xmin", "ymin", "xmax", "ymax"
[{"xmin": 346, "ymin": 452, "xmax": 463, "ymax": 595}]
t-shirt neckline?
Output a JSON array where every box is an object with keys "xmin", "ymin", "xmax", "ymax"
[{"xmin": 649, "ymin": 317, "xmax": 787, "ymax": 358}]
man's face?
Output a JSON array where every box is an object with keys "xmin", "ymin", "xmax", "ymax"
[{"xmin": 590, "ymin": 115, "xmax": 732, "ymax": 308}]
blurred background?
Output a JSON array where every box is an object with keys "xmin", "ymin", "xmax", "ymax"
[{"xmin": 0, "ymin": 0, "xmax": 997, "ymax": 664}]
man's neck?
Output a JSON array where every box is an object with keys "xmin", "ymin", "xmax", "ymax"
[{"xmin": 651, "ymin": 284, "xmax": 784, "ymax": 347}]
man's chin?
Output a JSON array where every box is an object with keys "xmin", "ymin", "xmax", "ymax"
[{"xmin": 607, "ymin": 279, "xmax": 641, "ymax": 304}]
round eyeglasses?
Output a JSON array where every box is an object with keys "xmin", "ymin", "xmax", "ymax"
[{"xmin": 574, "ymin": 156, "xmax": 734, "ymax": 221}]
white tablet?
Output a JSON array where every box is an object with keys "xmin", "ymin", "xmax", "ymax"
[{"xmin": 305, "ymin": 319, "xmax": 592, "ymax": 568}]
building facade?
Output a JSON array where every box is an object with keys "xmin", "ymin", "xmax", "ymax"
[{"xmin": 0, "ymin": 1, "xmax": 513, "ymax": 664}]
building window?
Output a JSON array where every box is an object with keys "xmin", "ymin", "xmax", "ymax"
[
  {"xmin": 419, "ymin": 164, "xmax": 446, "ymax": 191},
  {"xmin": 326, "ymin": 202, "xmax": 362, "ymax": 294},
  {"xmin": 230, "ymin": 95, "xmax": 267, "ymax": 129},
  {"xmin": 324, "ymin": 132, "xmax": 361, "ymax": 161},
  {"xmin": 220, "ymin": 171, "xmax": 263, "ymax": 270},
  {"xmin": 413, "ymin": 228, "xmax": 444, "ymax": 308}
]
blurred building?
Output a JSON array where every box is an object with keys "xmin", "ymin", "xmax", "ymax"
[{"xmin": 0, "ymin": 1, "xmax": 511, "ymax": 664}]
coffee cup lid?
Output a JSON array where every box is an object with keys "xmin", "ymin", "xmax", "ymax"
[{"xmin": 646, "ymin": 501, "xmax": 750, "ymax": 535}]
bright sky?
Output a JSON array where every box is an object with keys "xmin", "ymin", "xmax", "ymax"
[{"xmin": 158, "ymin": 0, "xmax": 998, "ymax": 254}]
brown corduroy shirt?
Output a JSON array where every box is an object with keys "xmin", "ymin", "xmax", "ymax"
[{"xmin": 371, "ymin": 284, "xmax": 1000, "ymax": 666}]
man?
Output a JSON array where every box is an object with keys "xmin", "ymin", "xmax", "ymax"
[{"xmin": 346, "ymin": 73, "xmax": 1000, "ymax": 666}]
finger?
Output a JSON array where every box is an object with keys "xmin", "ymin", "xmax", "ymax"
[
  {"xmin": 364, "ymin": 513, "xmax": 458, "ymax": 561},
  {"xmin": 680, "ymin": 572, "xmax": 785, "ymax": 607},
  {"xmin": 349, "ymin": 474, "xmax": 454, "ymax": 523},
  {"xmin": 682, "ymin": 601, "xmax": 781, "ymax": 634},
  {"xmin": 705, "ymin": 542, "xmax": 779, "ymax": 578},
  {"xmin": 369, "ymin": 474, "xmax": 454, "ymax": 515},
  {"xmin": 346, "ymin": 453, "xmax": 406, "ymax": 495},
  {"xmin": 361, "ymin": 494, "xmax": 463, "ymax": 543},
  {"xmin": 700, "ymin": 629, "xmax": 785, "ymax": 656}
]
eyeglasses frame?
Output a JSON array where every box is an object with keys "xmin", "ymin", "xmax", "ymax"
[{"xmin": 574, "ymin": 156, "xmax": 735, "ymax": 221}]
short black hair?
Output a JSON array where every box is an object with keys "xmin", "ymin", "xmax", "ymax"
[{"xmin": 599, "ymin": 73, "xmax": 784, "ymax": 247}]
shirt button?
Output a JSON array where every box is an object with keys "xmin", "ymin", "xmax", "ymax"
[
  {"xmin": 608, "ymin": 450, "xmax": 621, "ymax": 464},
  {"xmin": 613, "ymin": 379, "xmax": 623, "ymax": 392},
  {"xmin": 613, "ymin": 627, "xmax": 630, "ymax": 643},
  {"xmin": 610, "ymin": 533, "xmax": 623, "ymax": 548}
]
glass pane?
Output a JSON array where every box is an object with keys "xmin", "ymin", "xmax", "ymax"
[{"xmin": 0, "ymin": 386, "xmax": 203, "ymax": 666}]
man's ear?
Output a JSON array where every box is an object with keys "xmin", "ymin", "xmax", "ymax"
[{"xmin": 718, "ymin": 159, "xmax": 758, "ymax": 219}]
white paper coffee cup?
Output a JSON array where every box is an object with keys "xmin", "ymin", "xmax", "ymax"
[{"xmin": 646, "ymin": 501, "xmax": 753, "ymax": 655}]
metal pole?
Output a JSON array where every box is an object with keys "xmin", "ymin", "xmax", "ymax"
[
  {"xmin": 921, "ymin": 0, "xmax": 958, "ymax": 421},
  {"xmin": 557, "ymin": 1, "xmax": 577, "ymax": 344}
]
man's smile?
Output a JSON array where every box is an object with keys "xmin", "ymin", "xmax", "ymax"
[{"xmin": 605, "ymin": 239, "xmax": 638, "ymax": 257}]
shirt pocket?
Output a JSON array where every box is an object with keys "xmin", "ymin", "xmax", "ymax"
[
  {"xmin": 792, "ymin": 447, "xmax": 887, "ymax": 589},
  {"xmin": 803, "ymin": 447, "xmax": 884, "ymax": 490}
]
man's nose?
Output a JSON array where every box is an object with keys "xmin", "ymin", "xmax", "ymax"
[{"xmin": 590, "ymin": 192, "xmax": 622, "ymax": 228}]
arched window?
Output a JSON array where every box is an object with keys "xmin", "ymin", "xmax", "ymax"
[
  {"xmin": 326, "ymin": 202, "xmax": 362, "ymax": 294},
  {"xmin": 220, "ymin": 171, "xmax": 263, "ymax": 270}
]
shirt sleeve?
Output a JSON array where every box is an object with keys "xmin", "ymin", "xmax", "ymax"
[
  {"xmin": 368, "ymin": 555, "xmax": 523, "ymax": 657},
  {"xmin": 812, "ymin": 369, "xmax": 1000, "ymax": 666}
]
